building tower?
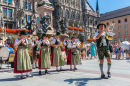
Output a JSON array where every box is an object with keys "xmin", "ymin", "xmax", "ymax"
[{"xmin": 96, "ymin": 0, "xmax": 100, "ymax": 17}]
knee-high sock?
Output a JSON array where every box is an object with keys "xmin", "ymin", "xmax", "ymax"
[
  {"xmin": 74, "ymin": 65, "xmax": 76, "ymax": 68},
  {"xmin": 21, "ymin": 73, "xmax": 23, "ymax": 76},
  {"xmin": 70, "ymin": 65, "xmax": 72, "ymax": 69},
  {"xmin": 99, "ymin": 64, "xmax": 104, "ymax": 75},
  {"xmin": 56, "ymin": 67, "xmax": 58, "ymax": 70},
  {"xmin": 60, "ymin": 66, "xmax": 62, "ymax": 70},
  {"xmin": 107, "ymin": 63, "xmax": 111, "ymax": 73}
]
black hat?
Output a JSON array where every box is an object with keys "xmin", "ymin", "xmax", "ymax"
[
  {"xmin": 66, "ymin": 35, "xmax": 69, "ymax": 38},
  {"xmin": 56, "ymin": 32, "xmax": 61, "ymax": 35},
  {"xmin": 19, "ymin": 30, "xmax": 28, "ymax": 35},
  {"xmin": 42, "ymin": 33, "xmax": 47, "ymax": 37},
  {"xmin": 0, "ymin": 37, "xmax": 2, "ymax": 40},
  {"xmin": 97, "ymin": 23, "xmax": 106, "ymax": 29}
]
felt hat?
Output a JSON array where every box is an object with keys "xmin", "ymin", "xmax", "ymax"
[
  {"xmin": 56, "ymin": 32, "xmax": 61, "ymax": 35},
  {"xmin": 19, "ymin": 30, "xmax": 28, "ymax": 35},
  {"xmin": 42, "ymin": 33, "xmax": 47, "ymax": 37},
  {"xmin": 97, "ymin": 23, "xmax": 106, "ymax": 29}
]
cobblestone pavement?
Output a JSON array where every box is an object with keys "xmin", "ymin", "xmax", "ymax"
[{"xmin": 0, "ymin": 55, "xmax": 130, "ymax": 86}]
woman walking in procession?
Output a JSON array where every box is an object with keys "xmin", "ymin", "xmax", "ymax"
[
  {"xmin": 67, "ymin": 36, "xmax": 81, "ymax": 70},
  {"xmin": 51, "ymin": 32, "xmax": 65, "ymax": 71},
  {"xmin": 14, "ymin": 30, "xmax": 33, "ymax": 79},
  {"xmin": 38, "ymin": 33, "xmax": 51, "ymax": 75}
]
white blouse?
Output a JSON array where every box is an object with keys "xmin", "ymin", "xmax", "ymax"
[
  {"xmin": 14, "ymin": 38, "xmax": 28, "ymax": 46},
  {"xmin": 67, "ymin": 41, "xmax": 80, "ymax": 48}
]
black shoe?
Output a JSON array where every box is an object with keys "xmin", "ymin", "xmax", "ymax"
[
  {"xmin": 60, "ymin": 69, "xmax": 66, "ymax": 71},
  {"xmin": 70, "ymin": 68, "xmax": 73, "ymax": 71},
  {"xmin": 45, "ymin": 70, "xmax": 50, "ymax": 74},
  {"xmin": 20, "ymin": 76, "xmax": 26, "ymax": 79},
  {"xmin": 107, "ymin": 72, "xmax": 111, "ymax": 78},
  {"xmin": 56, "ymin": 70, "xmax": 60, "ymax": 72},
  {"xmin": 39, "ymin": 71, "xmax": 41, "ymax": 75},
  {"xmin": 26, "ymin": 74, "xmax": 33, "ymax": 77},
  {"xmin": 74, "ymin": 68, "xmax": 77, "ymax": 70},
  {"xmin": 101, "ymin": 74, "xmax": 108, "ymax": 79}
]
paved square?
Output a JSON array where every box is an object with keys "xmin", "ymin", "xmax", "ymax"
[{"xmin": 0, "ymin": 56, "xmax": 130, "ymax": 86}]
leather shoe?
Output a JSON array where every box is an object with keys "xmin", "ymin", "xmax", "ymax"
[
  {"xmin": 101, "ymin": 74, "xmax": 108, "ymax": 79},
  {"xmin": 39, "ymin": 71, "xmax": 41, "ymax": 75},
  {"xmin": 107, "ymin": 72, "xmax": 111, "ymax": 78}
]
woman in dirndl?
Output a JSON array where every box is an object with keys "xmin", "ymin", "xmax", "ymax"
[
  {"xmin": 38, "ymin": 33, "xmax": 51, "ymax": 75},
  {"xmin": 67, "ymin": 36, "xmax": 80, "ymax": 70},
  {"xmin": 14, "ymin": 30, "xmax": 32, "ymax": 79},
  {"xmin": 51, "ymin": 32, "xmax": 65, "ymax": 71}
]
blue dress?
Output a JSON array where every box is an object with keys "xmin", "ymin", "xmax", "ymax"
[{"xmin": 90, "ymin": 44, "xmax": 95, "ymax": 56}]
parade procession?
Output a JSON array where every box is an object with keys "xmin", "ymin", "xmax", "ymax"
[{"xmin": 0, "ymin": 0, "xmax": 130, "ymax": 86}]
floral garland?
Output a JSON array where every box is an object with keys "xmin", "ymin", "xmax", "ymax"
[
  {"xmin": 87, "ymin": 39, "xmax": 96, "ymax": 41},
  {"xmin": 0, "ymin": 28, "xmax": 29, "ymax": 34},
  {"xmin": 74, "ymin": 27, "xmax": 79, "ymax": 31},
  {"xmin": 68, "ymin": 26, "xmax": 74, "ymax": 30},
  {"xmin": 79, "ymin": 28, "xmax": 84, "ymax": 31}
]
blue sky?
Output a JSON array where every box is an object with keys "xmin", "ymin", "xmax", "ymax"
[{"xmin": 88, "ymin": 0, "xmax": 130, "ymax": 14}]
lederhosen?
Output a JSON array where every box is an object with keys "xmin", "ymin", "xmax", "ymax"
[
  {"xmin": 51, "ymin": 38, "xmax": 65, "ymax": 66},
  {"xmin": 14, "ymin": 38, "xmax": 32, "ymax": 73},
  {"xmin": 65, "ymin": 40, "xmax": 69, "ymax": 55},
  {"xmin": 33, "ymin": 41, "xmax": 40, "ymax": 60},
  {"xmin": 96, "ymin": 33, "xmax": 111, "ymax": 60},
  {"xmin": 39, "ymin": 42, "xmax": 50, "ymax": 69}
]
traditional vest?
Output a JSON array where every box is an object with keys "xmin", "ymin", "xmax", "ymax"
[
  {"xmin": 65, "ymin": 40, "xmax": 68, "ymax": 49},
  {"xmin": 18, "ymin": 38, "xmax": 27, "ymax": 47},
  {"xmin": 41, "ymin": 42, "xmax": 48, "ymax": 47},
  {"xmin": 96, "ymin": 33, "xmax": 109, "ymax": 50},
  {"xmin": 54, "ymin": 38, "xmax": 60, "ymax": 45},
  {"xmin": 33, "ymin": 41, "xmax": 40, "ymax": 51}
]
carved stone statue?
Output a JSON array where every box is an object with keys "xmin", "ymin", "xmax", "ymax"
[
  {"xmin": 40, "ymin": 14, "xmax": 51, "ymax": 32},
  {"xmin": 59, "ymin": 19, "xmax": 66, "ymax": 34},
  {"xmin": 26, "ymin": 20, "xmax": 35, "ymax": 34}
]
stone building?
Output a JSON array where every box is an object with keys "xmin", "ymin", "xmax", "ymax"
[
  {"xmin": 0, "ymin": 0, "xmax": 40, "ymax": 29},
  {"xmin": 48, "ymin": 0, "xmax": 100, "ymax": 41},
  {"xmin": 100, "ymin": 6, "xmax": 130, "ymax": 42},
  {"xmin": 0, "ymin": 0, "xmax": 16, "ymax": 29}
]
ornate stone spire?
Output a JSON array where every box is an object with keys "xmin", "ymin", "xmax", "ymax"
[{"xmin": 96, "ymin": 0, "xmax": 100, "ymax": 17}]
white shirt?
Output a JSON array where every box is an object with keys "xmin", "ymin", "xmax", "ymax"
[
  {"xmin": 95, "ymin": 32, "xmax": 107, "ymax": 46},
  {"xmin": 64, "ymin": 40, "xmax": 68, "ymax": 46},
  {"xmin": 14, "ymin": 38, "xmax": 28, "ymax": 46},
  {"xmin": 67, "ymin": 41, "xmax": 80, "ymax": 48}
]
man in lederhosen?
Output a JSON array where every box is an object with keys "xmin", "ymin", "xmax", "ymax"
[{"xmin": 95, "ymin": 23, "xmax": 111, "ymax": 79}]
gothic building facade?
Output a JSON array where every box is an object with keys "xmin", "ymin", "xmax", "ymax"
[{"xmin": 49, "ymin": 0, "xmax": 100, "ymax": 41}]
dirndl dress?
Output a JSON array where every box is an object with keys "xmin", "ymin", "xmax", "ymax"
[
  {"xmin": 51, "ymin": 46, "xmax": 65, "ymax": 66},
  {"xmin": 39, "ymin": 45, "xmax": 51, "ymax": 69},
  {"xmin": 67, "ymin": 48, "xmax": 80, "ymax": 65},
  {"xmin": 14, "ymin": 45, "xmax": 32, "ymax": 73}
]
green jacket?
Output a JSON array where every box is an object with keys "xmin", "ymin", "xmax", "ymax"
[{"xmin": 96, "ymin": 35, "xmax": 109, "ymax": 50}]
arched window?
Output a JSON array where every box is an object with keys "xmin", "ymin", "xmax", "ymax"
[{"xmin": 65, "ymin": 9, "xmax": 69, "ymax": 19}]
